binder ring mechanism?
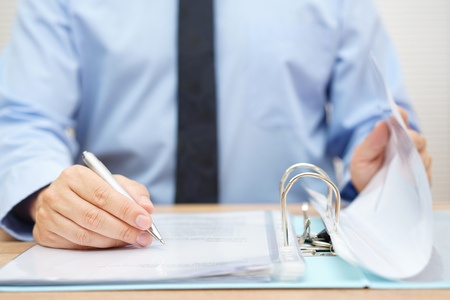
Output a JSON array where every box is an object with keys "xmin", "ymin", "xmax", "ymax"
[{"xmin": 279, "ymin": 163, "xmax": 341, "ymax": 256}]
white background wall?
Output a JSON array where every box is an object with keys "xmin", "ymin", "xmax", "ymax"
[
  {"xmin": 1, "ymin": 0, "xmax": 449, "ymax": 202},
  {"xmin": 375, "ymin": 0, "xmax": 450, "ymax": 203}
]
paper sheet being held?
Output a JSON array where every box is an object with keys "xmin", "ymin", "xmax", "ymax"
[{"xmin": 309, "ymin": 55, "xmax": 433, "ymax": 280}]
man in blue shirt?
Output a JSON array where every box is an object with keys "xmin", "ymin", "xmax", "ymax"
[{"xmin": 0, "ymin": 0, "xmax": 431, "ymax": 249}]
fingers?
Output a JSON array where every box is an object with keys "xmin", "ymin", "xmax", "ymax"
[
  {"xmin": 397, "ymin": 106, "xmax": 409, "ymax": 127},
  {"xmin": 350, "ymin": 120, "xmax": 433, "ymax": 195},
  {"xmin": 354, "ymin": 121, "xmax": 390, "ymax": 161},
  {"xmin": 115, "ymin": 175, "xmax": 155, "ymax": 214},
  {"xmin": 350, "ymin": 121, "xmax": 390, "ymax": 192},
  {"xmin": 32, "ymin": 165, "xmax": 154, "ymax": 249},
  {"xmin": 33, "ymin": 204, "xmax": 128, "ymax": 249},
  {"xmin": 408, "ymin": 129, "xmax": 426, "ymax": 152},
  {"xmin": 53, "ymin": 191, "xmax": 153, "ymax": 247},
  {"xmin": 397, "ymin": 104, "xmax": 432, "ymax": 183},
  {"xmin": 63, "ymin": 166, "xmax": 153, "ymax": 231},
  {"xmin": 408, "ymin": 129, "xmax": 432, "ymax": 183}
]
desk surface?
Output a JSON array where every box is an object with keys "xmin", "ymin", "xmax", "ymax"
[{"xmin": 1, "ymin": 203, "xmax": 450, "ymax": 300}]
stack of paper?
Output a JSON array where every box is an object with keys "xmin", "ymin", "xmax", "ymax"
[{"xmin": 0, "ymin": 210, "xmax": 305, "ymax": 286}]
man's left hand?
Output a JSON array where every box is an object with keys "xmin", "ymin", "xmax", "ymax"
[{"xmin": 349, "ymin": 107, "xmax": 432, "ymax": 193}]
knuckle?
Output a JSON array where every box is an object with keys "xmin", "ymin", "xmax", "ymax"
[
  {"xmin": 33, "ymin": 227, "xmax": 55, "ymax": 247},
  {"xmin": 74, "ymin": 229, "xmax": 94, "ymax": 246},
  {"xmin": 35, "ymin": 233, "xmax": 49, "ymax": 246},
  {"xmin": 35, "ymin": 205, "xmax": 48, "ymax": 221},
  {"xmin": 115, "ymin": 175, "xmax": 148, "ymax": 199},
  {"xmin": 84, "ymin": 208, "xmax": 104, "ymax": 231},
  {"xmin": 40, "ymin": 187, "xmax": 58, "ymax": 206},
  {"xmin": 114, "ymin": 174, "xmax": 127, "ymax": 183},
  {"xmin": 60, "ymin": 165, "xmax": 84, "ymax": 181},
  {"xmin": 111, "ymin": 239, "xmax": 127, "ymax": 248},
  {"xmin": 92, "ymin": 186, "xmax": 111, "ymax": 208},
  {"xmin": 117, "ymin": 226, "xmax": 134, "ymax": 242},
  {"xmin": 135, "ymin": 182, "xmax": 148, "ymax": 194},
  {"xmin": 32, "ymin": 226, "xmax": 43, "ymax": 243},
  {"xmin": 118, "ymin": 200, "xmax": 133, "ymax": 219},
  {"xmin": 59, "ymin": 167, "xmax": 72, "ymax": 179}
]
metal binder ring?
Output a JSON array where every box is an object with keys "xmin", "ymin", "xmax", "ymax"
[
  {"xmin": 279, "ymin": 164, "xmax": 341, "ymax": 247},
  {"xmin": 280, "ymin": 163, "xmax": 333, "ymax": 205}
]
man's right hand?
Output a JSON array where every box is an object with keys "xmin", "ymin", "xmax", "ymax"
[{"xmin": 30, "ymin": 165, "xmax": 155, "ymax": 249}]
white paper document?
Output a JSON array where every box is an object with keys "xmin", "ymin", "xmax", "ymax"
[
  {"xmin": 0, "ymin": 210, "xmax": 304, "ymax": 285},
  {"xmin": 308, "ymin": 55, "xmax": 433, "ymax": 280}
]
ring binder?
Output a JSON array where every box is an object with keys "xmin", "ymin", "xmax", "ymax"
[
  {"xmin": 279, "ymin": 163, "xmax": 341, "ymax": 249},
  {"xmin": 276, "ymin": 55, "xmax": 434, "ymax": 279}
]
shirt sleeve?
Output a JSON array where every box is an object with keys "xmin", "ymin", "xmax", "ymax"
[
  {"xmin": 327, "ymin": 0, "xmax": 420, "ymax": 197},
  {"xmin": 0, "ymin": 0, "xmax": 80, "ymax": 240}
]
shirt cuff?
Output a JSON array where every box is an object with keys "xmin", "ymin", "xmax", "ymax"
[
  {"xmin": 1, "ymin": 210, "xmax": 35, "ymax": 242},
  {"xmin": 1, "ymin": 184, "xmax": 51, "ymax": 241},
  {"xmin": 340, "ymin": 181, "xmax": 359, "ymax": 201}
]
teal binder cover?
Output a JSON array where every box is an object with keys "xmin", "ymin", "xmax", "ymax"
[{"xmin": 0, "ymin": 211, "xmax": 449, "ymax": 292}]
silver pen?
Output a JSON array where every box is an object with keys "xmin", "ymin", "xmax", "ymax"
[{"xmin": 82, "ymin": 151, "xmax": 165, "ymax": 245}]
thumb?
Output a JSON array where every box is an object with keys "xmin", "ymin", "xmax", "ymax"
[
  {"xmin": 350, "ymin": 121, "xmax": 390, "ymax": 192},
  {"xmin": 356, "ymin": 121, "xmax": 390, "ymax": 161}
]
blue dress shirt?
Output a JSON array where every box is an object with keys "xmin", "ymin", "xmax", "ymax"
[{"xmin": 0, "ymin": 0, "xmax": 419, "ymax": 241}]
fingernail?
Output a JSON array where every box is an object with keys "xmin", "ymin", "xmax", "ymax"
[
  {"xmin": 136, "ymin": 232, "xmax": 152, "ymax": 247},
  {"xmin": 136, "ymin": 214, "xmax": 151, "ymax": 230}
]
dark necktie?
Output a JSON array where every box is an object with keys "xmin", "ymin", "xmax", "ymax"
[{"xmin": 175, "ymin": 0, "xmax": 218, "ymax": 203}]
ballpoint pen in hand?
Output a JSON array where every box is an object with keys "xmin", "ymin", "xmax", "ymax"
[{"xmin": 82, "ymin": 151, "xmax": 165, "ymax": 245}]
